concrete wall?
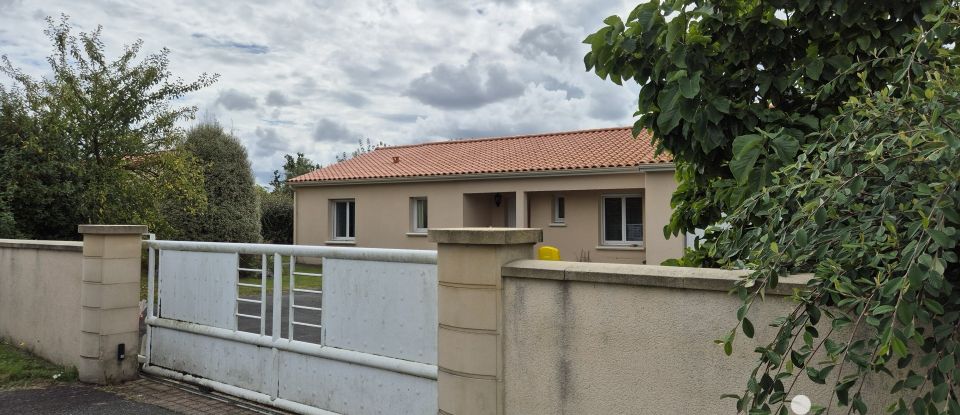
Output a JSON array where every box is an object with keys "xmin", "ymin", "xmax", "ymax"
[
  {"xmin": 293, "ymin": 170, "xmax": 682, "ymax": 264},
  {"xmin": 499, "ymin": 261, "xmax": 897, "ymax": 414},
  {"xmin": 0, "ymin": 225, "xmax": 146, "ymax": 384},
  {"xmin": 0, "ymin": 240, "xmax": 84, "ymax": 368}
]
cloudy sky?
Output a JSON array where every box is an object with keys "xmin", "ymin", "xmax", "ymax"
[{"xmin": 0, "ymin": 0, "xmax": 641, "ymax": 184}]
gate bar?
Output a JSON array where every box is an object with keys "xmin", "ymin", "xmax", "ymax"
[
  {"xmin": 144, "ymin": 240, "xmax": 436, "ymax": 264},
  {"xmin": 273, "ymin": 253, "xmax": 282, "ymax": 342},
  {"xmin": 146, "ymin": 316, "xmax": 437, "ymax": 379},
  {"xmin": 260, "ymin": 254, "xmax": 267, "ymax": 336},
  {"xmin": 145, "ymin": 245, "xmax": 156, "ymax": 366},
  {"xmin": 288, "ymin": 256, "xmax": 295, "ymax": 341}
]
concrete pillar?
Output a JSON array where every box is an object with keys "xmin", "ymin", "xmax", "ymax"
[
  {"xmin": 644, "ymin": 170, "xmax": 683, "ymax": 265},
  {"xmin": 514, "ymin": 191, "xmax": 527, "ymax": 228},
  {"xmin": 78, "ymin": 224, "xmax": 147, "ymax": 384},
  {"xmin": 429, "ymin": 228, "xmax": 542, "ymax": 415}
]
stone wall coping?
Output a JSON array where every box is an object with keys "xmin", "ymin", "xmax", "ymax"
[
  {"xmin": 502, "ymin": 259, "xmax": 812, "ymax": 295},
  {"xmin": 0, "ymin": 239, "xmax": 83, "ymax": 252},
  {"xmin": 77, "ymin": 225, "xmax": 148, "ymax": 235},
  {"xmin": 428, "ymin": 228, "xmax": 542, "ymax": 245}
]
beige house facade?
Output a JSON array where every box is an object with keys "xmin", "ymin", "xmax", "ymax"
[{"xmin": 290, "ymin": 127, "xmax": 685, "ymax": 264}]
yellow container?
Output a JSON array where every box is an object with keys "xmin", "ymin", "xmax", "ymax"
[{"xmin": 538, "ymin": 246, "xmax": 560, "ymax": 261}]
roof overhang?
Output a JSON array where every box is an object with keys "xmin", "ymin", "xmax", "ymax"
[{"xmin": 288, "ymin": 163, "xmax": 675, "ymax": 188}]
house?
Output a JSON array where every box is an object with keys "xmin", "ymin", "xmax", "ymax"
[{"xmin": 289, "ymin": 127, "xmax": 684, "ymax": 264}]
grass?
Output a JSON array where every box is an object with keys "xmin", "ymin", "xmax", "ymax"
[
  {"xmin": 237, "ymin": 257, "xmax": 323, "ymax": 297},
  {"xmin": 139, "ymin": 255, "xmax": 323, "ymax": 300},
  {"xmin": 0, "ymin": 340, "xmax": 77, "ymax": 390}
]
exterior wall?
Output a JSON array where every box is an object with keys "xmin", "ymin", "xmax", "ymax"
[
  {"xmin": 0, "ymin": 226, "xmax": 146, "ymax": 384},
  {"xmin": 293, "ymin": 170, "xmax": 683, "ymax": 264},
  {"xmin": 0, "ymin": 240, "xmax": 84, "ymax": 368},
  {"xmin": 499, "ymin": 261, "xmax": 897, "ymax": 414},
  {"xmin": 527, "ymin": 190, "xmax": 646, "ymax": 263},
  {"xmin": 643, "ymin": 170, "xmax": 683, "ymax": 264}
]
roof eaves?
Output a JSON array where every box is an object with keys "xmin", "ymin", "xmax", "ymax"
[{"xmin": 289, "ymin": 164, "xmax": 674, "ymax": 187}]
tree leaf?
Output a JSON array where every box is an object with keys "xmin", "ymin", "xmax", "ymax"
[
  {"xmin": 770, "ymin": 134, "xmax": 799, "ymax": 163},
  {"xmin": 742, "ymin": 317, "xmax": 755, "ymax": 338},
  {"xmin": 924, "ymin": 299, "xmax": 944, "ymax": 315},
  {"xmin": 656, "ymin": 86, "xmax": 682, "ymax": 133},
  {"xmin": 927, "ymin": 229, "xmax": 955, "ymax": 249},
  {"xmin": 730, "ymin": 134, "xmax": 764, "ymax": 184},
  {"xmin": 711, "ymin": 96, "xmax": 731, "ymax": 113},
  {"xmin": 891, "ymin": 336, "xmax": 908, "ymax": 358},
  {"xmin": 937, "ymin": 354, "xmax": 954, "ymax": 374},
  {"xmin": 679, "ymin": 72, "xmax": 702, "ymax": 99},
  {"xmin": 665, "ymin": 15, "xmax": 686, "ymax": 51},
  {"xmin": 806, "ymin": 59, "xmax": 824, "ymax": 80}
]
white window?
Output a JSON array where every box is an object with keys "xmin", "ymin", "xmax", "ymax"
[
  {"xmin": 411, "ymin": 197, "xmax": 428, "ymax": 233},
  {"xmin": 552, "ymin": 195, "xmax": 565, "ymax": 224},
  {"xmin": 331, "ymin": 199, "xmax": 355, "ymax": 240},
  {"xmin": 601, "ymin": 195, "xmax": 643, "ymax": 245}
]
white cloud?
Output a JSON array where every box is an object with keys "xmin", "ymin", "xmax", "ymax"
[
  {"xmin": 512, "ymin": 24, "xmax": 578, "ymax": 61},
  {"xmin": 265, "ymin": 90, "xmax": 300, "ymax": 107},
  {"xmin": 0, "ymin": 0, "xmax": 639, "ymax": 184},
  {"xmin": 312, "ymin": 118, "xmax": 356, "ymax": 144},
  {"xmin": 215, "ymin": 88, "xmax": 258, "ymax": 111},
  {"xmin": 406, "ymin": 54, "xmax": 526, "ymax": 110}
]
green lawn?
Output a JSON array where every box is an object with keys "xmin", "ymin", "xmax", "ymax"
[
  {"xmin": 140, "ymin": 255, "xmax": 323, "ymax": 300},
  {"xmin": 237, "ymin": 257, "xmax": 323, "ymax": 297},
  {"xmin": 0, "ymin": 340, "xmax": 77, "ymax": 389}
]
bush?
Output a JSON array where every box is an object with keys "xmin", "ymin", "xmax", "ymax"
[
  {"xmin": 165, "ymin": 122, "xmax": 261, "ymax": 242},
  {"xmin": 260, "ymin": 189, "xmax": 293, "ymax": 244}
]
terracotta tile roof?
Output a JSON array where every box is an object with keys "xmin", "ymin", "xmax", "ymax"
[{"xmin": 288, "ymin": 126, "xmax": 671, "ymax": 183}]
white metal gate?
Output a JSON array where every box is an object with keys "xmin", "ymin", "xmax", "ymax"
[{"xmin": 141, "ymin": 240, "xmax": 438, "ymax": 415}]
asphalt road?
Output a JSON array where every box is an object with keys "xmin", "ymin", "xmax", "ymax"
[{"xmin": 0, "ymin": 385, "xmax": 177, "ymax": 415}]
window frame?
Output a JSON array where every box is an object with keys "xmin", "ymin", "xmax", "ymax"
[
  {"xmin": 331, "ymin": 199, "xmax": 356, "ymax": 241},
  {"xmin": 410, "ymin": 197, "xmax": 428, "ymax": 234},
  {"xmin": 600, "ymin": 194, "xmax": 643, "ymax": 246},
  {"xmin": 552, "ymin": 195, "xmax": 566, "ymax": 224}
]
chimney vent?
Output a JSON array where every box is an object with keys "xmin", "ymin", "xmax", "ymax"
[{"xmin": 392, "ymin": 156, "xmax": 400, "ymax": 164}]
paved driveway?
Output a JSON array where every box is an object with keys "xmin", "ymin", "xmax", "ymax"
[
  {"xmin": 0, "ymin": 385, "xmax": 175, "ymax": 414},
  {"xmin": 0, "ymin": 376, "xmax": 289, "ymax": 415}
]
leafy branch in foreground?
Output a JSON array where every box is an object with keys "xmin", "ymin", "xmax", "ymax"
[
  {"xmin": 710, "ymin": 10, "xmax": 960, "ymax": 414},
  {"xmin": 584, "ymin": 0, "xmax": 952, "ymax": 260}
]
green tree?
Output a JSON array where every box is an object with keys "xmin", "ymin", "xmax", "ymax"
[
  {"xmin": 587, "ymin": 1, "xmax": 959, "ymax": 413},
  {"xmin": 262, "ymin": 153, "xmax": 320, "ymax": 244},
  {"xmin": 0, "ymin": 166, "xmax": 17, "ymax": 238},
  {"xmin": 585, "ymin": 0, "xmax": 953, "ymax": 260},
  {"xmin": 259, "ymin": 187, "xmax": 293, "ymax": 244},
  {"xmin": 166, "ymin": 122, "xmax": 261, "ymax": 243},
  {"xmin": 0, "ymin": 16, "xmax": 213, "ymax": 239},
  {"xmin": 270, "ymin": 152, "xmax": 320, "ymax": 194}
]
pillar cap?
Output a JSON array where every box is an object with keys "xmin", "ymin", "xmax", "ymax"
[
  {"xmin": 78, "ymin": 225, "xmax": 148, "ymax": 235},
  {"xmin": 428, "ymin": 228, "xmax": 542, "ymax": 245}
]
